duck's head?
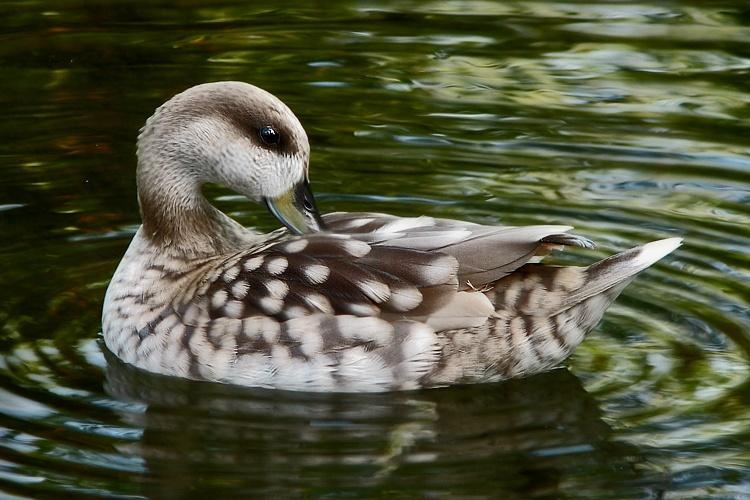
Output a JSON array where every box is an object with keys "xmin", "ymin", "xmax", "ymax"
[{"xmin": 137, "ymin": 81, "xmax": 324, "ymax": 235}]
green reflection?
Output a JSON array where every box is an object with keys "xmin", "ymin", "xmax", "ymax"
[{"xmin": 0, "ymin": 0, "xmax": 749, "ymax": 497}]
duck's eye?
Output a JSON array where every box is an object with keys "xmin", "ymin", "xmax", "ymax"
[{"xmin": 259, "ymin": 126, "xmax": 280, "ymax": 146}]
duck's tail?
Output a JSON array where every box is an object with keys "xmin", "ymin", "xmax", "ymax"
[
  {"xmin": 559, "ymin": 237, "xmax": 682, "ymax": 308},
  {"xmin": 425, "ymin": 238, "xmax": 682, "ymax": 385}
]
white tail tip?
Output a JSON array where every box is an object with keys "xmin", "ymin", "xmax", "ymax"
[{"xmin": 633, "ymin": 237, "xmax": 683, "ymax": 268}]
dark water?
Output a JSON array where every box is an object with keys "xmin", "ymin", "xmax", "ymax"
[{"xmin": 1, "ymin": 1, "xmax": 749, "ymax": 497}]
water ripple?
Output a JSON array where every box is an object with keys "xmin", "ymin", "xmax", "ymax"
[{"xmin": 0, "ymin": 0, "xmax": 749, "ymax": 497}]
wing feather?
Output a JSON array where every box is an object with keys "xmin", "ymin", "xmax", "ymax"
[
  {"xmin": 181, "ymin": 233, "xmax": 467, "ymax": 326},
  {"xmin": 323, "ymin": 212, "xmax": 594, "ymax": 287},
  {"xmin": 178, "ymin": 214, "xmax": 596, "ymax": 335}
]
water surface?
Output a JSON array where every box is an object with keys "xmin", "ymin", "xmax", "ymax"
[{"xmin": 1, "ymin": 1, "xmax": 749, "ymax": 498}]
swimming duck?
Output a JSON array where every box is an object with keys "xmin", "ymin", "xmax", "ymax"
[{"xmin": 102, "ymin": 81, "xmax": 681, "ymax": 392}]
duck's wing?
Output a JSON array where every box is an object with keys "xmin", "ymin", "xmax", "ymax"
[
  {"xmin": 176, "ymin": 233, "xmax": 486, "ymax": 327},
  {"xmin": 323, "ymin": 212, "xmax": 595, "ymax": 288},
  {"xmin": 174, "ymin": 213, "xmax": 594, "ymax": 333}
]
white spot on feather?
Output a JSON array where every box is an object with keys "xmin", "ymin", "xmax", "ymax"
[
  {"xmin": 261, "ymin": 319, "xmax": 281, "ymax": 343},
  {"xmin": 396, "ymin": 322, "xmax": 438, "ymax": 388},
  {"xmin": 509, "ymin": 317, "xmax": 537, "ymax": 375},
  {"xmin": 283, "ymin": 239, "xmax": 308, "ymax": 253},
  {"xmin": 259, "ymin": 297, "xmax": 283, "ymax": 314},
  {"xmin": 553, "ymin": 268, "xmax": 584, "ymax": 291},
  {"xmin": 502, "ymin": 279, "xmax": 523, "ymax": 306},
  {"xmin": 336, "ymin": 316, "xmax": 394, "ymax": 344},
  {"xmin": 337, "ymin": 346, "xmax": 392, "ymax": 391},
  {"xmin": 286, "ymin": 317, "xmax": 323, "ymax": 356},
  {"xmin": 347, "ymin": 303, "xmax": 379, "ymax": 316},
  {"xmin": 342, "ymin": 240, "xmax": 371, "ymax": 257},
  {"xmin": 228, "ymin": 353, "xmax": 275, "ymax": 387},
  {"xmin": 182, "ymin": 304, "xmax": 202, "ymax": 324},
  {"xmin": 265, "ymin": 279, "xmax": 289, "ymax": 299},
  {"xmin": 285, "ymin": 306, "xmax": 308, "ymax": 318},
  {"xmin": 211, "ymin": 289, "xmax": 228, "ymax": 309},
  {"xmin": 388, "ymin": 287, "xmax": 423, "ymax": 311},
  {"xmin": 376, "ymin": 216, "xmax": 435, "ymax": 233},
  {"xmin": 304, "ymin": 293, "xmax": 334, "ymax": 314},
  {"xmin": 341, "ymin": 218, "xmax": 373, "ymax": 229},
  {"xmin": 266, "ymin": 256, "xmax": 288, "ymax": 275},
  {"xmin": 357, "ymin": 279, "xmax": 391, "ymax": 303},
  {"xmin": 232, "ymin": 280, "xmax": 249, "ymax": 299},
  {"xmin": 161, "ymin": 329, "xmax": 190, "ymax": 377},
  {"xmin": 243, "ymin": 256, "xmax": 264, "ymax": 271},
  {"xmin": 222, "ymin": 266, "xmax": 240, "ymax": 283},
  {"xmin": 242, "ymin": 316, "xmax": 280, "ymax": 342},
  {"xmin": 417, "ymin": 255, "xmax": 458, "ymax": 285},
  {"xmin": 224, "ymin": 300, "xmax": 244, "ymax": 318},
  {"xmin": 303, "ymin": 264, "xmax": 330, "ymax": 284},
  {"xmin": 272, "ymin": 351, "xmax": 336, "ymax": 392}
]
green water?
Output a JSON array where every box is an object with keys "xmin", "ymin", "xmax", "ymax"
[{"xmin": 1, "ymin": 1, "xmax": 749, "ymax": 497}]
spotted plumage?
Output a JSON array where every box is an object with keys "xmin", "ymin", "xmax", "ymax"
[{"xmin": 102, "ymin": 82, "xmax": 682, "ymax": 392}]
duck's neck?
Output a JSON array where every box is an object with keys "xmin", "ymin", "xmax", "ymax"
[{"xmin": 136, "ymin": 159, "xmax": 254, "ymax": 257}]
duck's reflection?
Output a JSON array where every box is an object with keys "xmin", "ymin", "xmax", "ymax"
[{"xmin": 103, "ymin": 349, "xmax": 641, "ymax": 498}]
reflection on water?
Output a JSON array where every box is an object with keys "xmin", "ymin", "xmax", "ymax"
[
  {"xmin": 0, "ymin": 0, "xmax": 749, "ymax": 497},
  {"xmin": 104, "ymin": 347, "xmax": 634, "ymax": 498}
]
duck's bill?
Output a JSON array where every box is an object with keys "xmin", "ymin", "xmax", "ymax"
[{"xmin": 264, "ymin": 179, "xmax": 325, "ymax": 235}]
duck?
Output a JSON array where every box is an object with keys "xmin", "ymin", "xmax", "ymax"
[{"xmin": 102, "ymin": 81, "xmax": 682, "ymax": 392}]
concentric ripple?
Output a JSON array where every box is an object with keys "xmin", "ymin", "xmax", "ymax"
[{"xmin": 1, "ymin": 0, "xmax": 749, "ymax": 497}]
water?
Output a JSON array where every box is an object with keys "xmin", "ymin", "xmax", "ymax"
[{"xmin": 1, "ymin": 1, "xmax": 749, "ymax": 497}]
